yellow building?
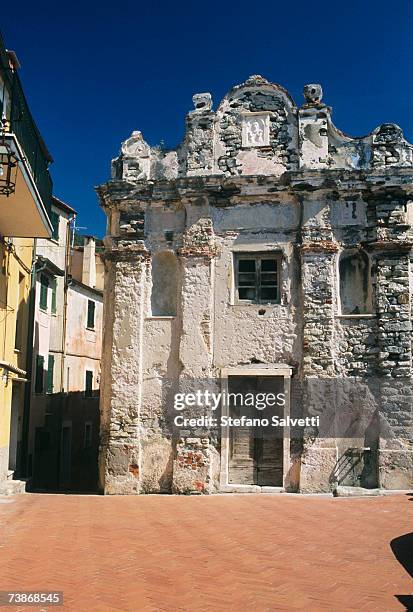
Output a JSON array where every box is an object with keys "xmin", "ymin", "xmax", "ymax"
[{"xmin": 0, "ymin": 34, "xmax": 52, "ymax": 492}]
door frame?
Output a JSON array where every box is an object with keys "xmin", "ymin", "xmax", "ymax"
[{"xmin": 219, "ymin": 365, "xmax": 292, "ymax": 493}]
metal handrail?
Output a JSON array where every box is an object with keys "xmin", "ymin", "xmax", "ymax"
[{"xmin": 0, "ymin": 31, "xmax": 53, "ymax": 214}]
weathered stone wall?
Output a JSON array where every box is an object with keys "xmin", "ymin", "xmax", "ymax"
[
  {"xmin": 335, "ymin": 318, "xmax": 378, "ymax": 377},
  {"xmin": 98, "ymin": 76, "xmax": 413, "ymax": 495}
]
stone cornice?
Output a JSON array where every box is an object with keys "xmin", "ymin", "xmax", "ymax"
[
  {"xmin": 96, "ymin": 167, "xmax": 413, "ymax": 210},
  {"xmin": 103, "ymin": 242, "xmax": 151, "ymax": 263}
]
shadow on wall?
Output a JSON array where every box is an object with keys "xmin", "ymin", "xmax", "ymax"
[
  {"xmin": 30, "ymin": 391, "xmax": 100, "ymax": 493},
  {"xmin": 330, "ymin": 447, "xmax": 378, "ymax": 489},
  {"xmin": 390, "ymin": 531, "xmax": 413, "ymax": 610}
]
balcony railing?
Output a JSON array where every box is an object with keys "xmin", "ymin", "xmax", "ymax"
[{"xmin": 0, "ymin": 32, "xmax": 53, "ymax": 214}]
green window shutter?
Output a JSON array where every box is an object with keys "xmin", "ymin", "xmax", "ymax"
[
  {"xmin": 46, "ymin": 354, "xmax": 55, "ymax": 394},
  {"xmin": 51, "ymin": 277, "xmax": 57, "ymax": 314},
  {"xmin": 35, "ymin": 355, "xmax": 45, "ymax": 394},
  {"xmin": 87, "ymin": 300, "xmax": 95, "ymax": 329},
  {"xmin": 85, "ymin": 370, "xmax": 93, "ymax": 397},
  {"xmin": 40, "ymin": 274, "xmax": 49, "ymax": 310},
  {"xmin": 50, "ymin": 211, "xmax": 59, "ymax": 241}
]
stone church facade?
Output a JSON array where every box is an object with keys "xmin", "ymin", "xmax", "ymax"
[{"xmin": 97, "ymin": 76, "xmax": 413, "ymax": 494}]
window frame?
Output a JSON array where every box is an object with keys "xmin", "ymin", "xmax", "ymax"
[{"xmin": 234, "ymin": 252, "xmax": 281, "ymax": 305}]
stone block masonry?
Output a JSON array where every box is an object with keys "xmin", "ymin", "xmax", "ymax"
[{"xmin": 97, "ymin": 76, "xmax": 413, "ymax": 494}]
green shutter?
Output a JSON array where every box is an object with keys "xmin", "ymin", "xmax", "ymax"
[
  {"xmin": 87, "ymin": 300, "xmax": 95, "ymax": 329},
  {"xmin": 46, "ymin": 354, "xmax": 55, "ymax": 394},
  {"xmin": 85, "ymin": 371, "xmax": 93, "ymax": 397},
  {"xmin": 40, "ymin": 274, "xmax": 49, "ymax": 310},
  {"xmin": 50, "ymin": 211, "xmax": 59, "ymax": 241},
  {"xmin": 51, "ymin": 277, "xmax": 57, "ymax": 314},
  {"xmin": 35, "ymin": 355, "xmax": 45, "ymax": 394}
]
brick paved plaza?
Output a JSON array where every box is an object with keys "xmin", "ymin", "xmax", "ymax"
[{"xmin": 0, "ymin": 493, "xmax": 411, "ymax": 611}]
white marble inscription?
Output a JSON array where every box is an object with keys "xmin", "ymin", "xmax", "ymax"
[{"xmin": 242, "ymin": 114, "xmax": 270, "ymax": 147}]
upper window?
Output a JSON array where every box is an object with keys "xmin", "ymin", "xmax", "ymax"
[
  {"xmin": 339, "ymin": 250, "xmax": 372, "ymax": 314},
  {"xmin": 234, "ymin": 253, "xmax": 280, "ymax": 304},
  {"xmin": 87, "ymin": 299, "xmax": 95, "ymax": 329}
]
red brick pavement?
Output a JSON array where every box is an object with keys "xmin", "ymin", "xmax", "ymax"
[{"xmin": 0, "ymin": 493, "xmax": 411, "ymax": 611}]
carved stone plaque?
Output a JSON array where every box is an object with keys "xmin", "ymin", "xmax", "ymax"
[{"xmin": 242, "ymin": 114, "xmax": 270, "ymax": 147}]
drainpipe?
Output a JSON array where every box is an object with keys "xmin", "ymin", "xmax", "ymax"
[
  {"xmin": 61, "ymin": 214, "xmax": 75, "ymax": 392},
  {"xmin": 57, "ymin": 214, "xmax": 75, "ymax": 491},
  {"xmin": 20, "ymin": 241, "xmax": 47, "ymax": 478}
]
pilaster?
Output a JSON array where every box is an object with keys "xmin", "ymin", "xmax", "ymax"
[
  {"xmin": 299, "ymin": 217, "xmax": 338, "ymax": 492},
  {"xmin": 172, "ymin": 214, "xmax": 220, "ymax": 493},
  {"xmin": 99, "ymin": 243, "xmax": 150, "ymax": 494}
]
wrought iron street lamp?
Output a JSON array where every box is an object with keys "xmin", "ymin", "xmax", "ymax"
[{"xmin": 0, "ymin": 137, "xmax": 18, "ymax": 196}]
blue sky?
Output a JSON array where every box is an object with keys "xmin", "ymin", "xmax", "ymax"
[{"xmin": 2, "ymin": 1, "xmax": 412, "ymax": 237}]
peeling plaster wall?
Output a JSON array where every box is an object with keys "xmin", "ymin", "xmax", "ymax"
[
  {"xmin": 98, "ymin": 76, "xmax": 413, "ymax": 495},
  {"xmin": 213, "ymin": 236, "xmax": 299, "ymax": 368}
]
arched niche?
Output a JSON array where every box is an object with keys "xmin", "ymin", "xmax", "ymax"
[
  {"xmin": 150, "ymin": 251, "xmax": 178, "ymax": 316},
  {"xmin": 339, "ymin": 249, "xmax": 372, "ymax": 314}
]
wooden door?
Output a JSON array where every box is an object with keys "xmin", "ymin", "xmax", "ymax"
[{"xmin": 228, "ymin": 376, "xmax": 284, "ymax": 487}]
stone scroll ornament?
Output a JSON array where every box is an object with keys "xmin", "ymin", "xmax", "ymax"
[
  {"xmin": 120, "ymin": 131, "xmax": 151, "ymax": 181},
  {"xmin": 303, "ymin": 83, "xmax": 323, "ymax": 105}
]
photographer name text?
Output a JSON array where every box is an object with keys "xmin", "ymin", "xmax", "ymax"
[{"xmin": 174, "ymin": 414, "xmax": 320, "ymax": 428}]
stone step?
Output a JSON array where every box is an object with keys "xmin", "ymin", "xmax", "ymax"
[
  {"xmin": 0, "ymin": 479, "xmax": 26, "ymax": 495},
  {"xmin": 334, "ymin": 486, "xmax": 381, "ymax": 497},
  {"xmin": 334, "ymin": 485, "xmax": 413, "ymax": 497}
]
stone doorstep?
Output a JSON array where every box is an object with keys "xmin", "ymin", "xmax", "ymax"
[
  {"xmin": 219, "ymin": 484, "xmax": 286, "ymax": 494},
  {"xmin": 334, "ymin": 485, "xmax": 413, "ymax": 498}
]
